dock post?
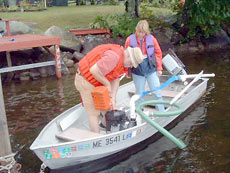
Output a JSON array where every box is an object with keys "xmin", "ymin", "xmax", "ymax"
[
  {"xmin": 54, "ymin": 44, "xmax": 62, "ymax": 79},
  {"xmin": 0, "ymin": 75, "xmax": 20, "ymax": 172},
  {"xmin": 6, "ymin": 51, "xmax": 14, "ymax": 81},
  {"xmin": 0, "ymin": 74, "xmax": 12, "ymax": 156},
  {"xmin": 5, "ymin": 20, "xmax": 11, "ymax": 36},
  {"xmin": 6, "ymin": 52, "xmax": 12, "ymax": 67}
]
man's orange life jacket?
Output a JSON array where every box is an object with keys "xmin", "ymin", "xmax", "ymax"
[{"xmin": 79, "ymin": 44, "xmax": 127, "ymax": 86}]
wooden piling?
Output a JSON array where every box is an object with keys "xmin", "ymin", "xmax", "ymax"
[
  {"xmin": 0, "ymin": 74, "xmax": 12, "ymax": 157},
  {"xmin": 54, "ymin": 45, "xmax": 62, "ymax": 79}
]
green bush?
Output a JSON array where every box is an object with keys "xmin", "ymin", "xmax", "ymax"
[
  {"xmin": 111, "ymin": 14, "xmax": 139, "ymax": 38},
  {"xmin": 90, "ymin": 0, "xmax": 95, "ymax": 5},
  {"xmin": 103, "ymin": 0, "xmax": 119, "ymax": 5},
  {"xmin": 80, "ymin": 0, "xmax": 86, "ymax": 5},
  {"xmin": 139, "ymin": 3, "xmax": 153, "ymax": 19},
  {"xmin": 8, "ymin": 5, "xmax": 19, "ymax": 11},
  {"xmin": 90, "ymin": 15, "xmax": 110, "ymax": 29},
  {"xmin": 20, "ymin": 1, "xmax": 30, "ymax": 10},
  {"xmin": 142, "ymin": 0, "xmax": 176, "ymax": 9},
  {"xmin": 174, "ymin": 0, "xmax": 230, "ymax": 39},
  {"xmin": 90, "ymin": 14, "xmax": 139, "ymax": 38}
]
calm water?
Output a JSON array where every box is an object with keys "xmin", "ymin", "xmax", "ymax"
[{"xmin": 2, "ymin": 50, "xmax": 230, "ymax": 173}]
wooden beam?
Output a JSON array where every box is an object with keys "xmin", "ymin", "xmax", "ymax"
[
  {"xmin": 0, "ymin": 74, "xmax": 12, "ymax": 156},
  {"xmin": 69, "ymin": 28, "xmax": 109, "ymax": 36},
  {"xmin": 6, "ymin": 51, "xmax": 14, "ymax": 81},
  {"xmin": 0, "ymin": 34, "xmax": 61, "ymax": 52},
  {"xmin": 43, "ymin": 46, "xmax": 55, "ymax": 57},
  {"xmin": 0, "ymin": 61, "xmax": 55, "ymax": 74},
  {"xmin": 6, "ymin": 52, "xmax": 12, "ymax": 67}
]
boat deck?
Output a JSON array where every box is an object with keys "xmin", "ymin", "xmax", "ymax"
[
  {"xmin": 54, "ymin": 78, "xmax": 200, "ymax": 143},
  {"xmin": 55, "ymin": 87, "xmax": 183, "ymax": 142}
]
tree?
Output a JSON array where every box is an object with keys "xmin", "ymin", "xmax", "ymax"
[
  {"xmin": 176, "ymin": 0, "xmax": 230, "ymax": 39},
  {"xmin": 126, "ymin": 0, "xmax": 139, "ymax": 17},
  {"xmin": 2, "ymin": 0, "xmax": 9, "ymax": 7},
  {"xmin": 8, "ymin": 0, "xmax": 16, "ymax": 7}
]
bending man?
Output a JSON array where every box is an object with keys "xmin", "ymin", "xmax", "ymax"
[{"xmin": 75, "ymin": 44, "xmax": 144, "ymax": 133}]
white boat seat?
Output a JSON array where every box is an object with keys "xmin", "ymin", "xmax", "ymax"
[
  {"xmin": 56, "ymin": 127, "xmax": 103, "ymax": 142},
  {"xmin": 161, "ymin": 90, "xmax": 180, "ymax": 97},
  {"xmin": 128, "ymin": 90, "xmax": 180, "ymax": 98},
  {"xmin": 56, "ymin": 111, "xmax": 79, "ymax": 131}
]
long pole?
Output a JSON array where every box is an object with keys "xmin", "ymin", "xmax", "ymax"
[
  {"xmin": 170, "ymin": 71, "xmax": 204, "ymax": 105},
  {"xmin": 0, "ymin": 74, "xmax": 12, "ymax": 157}
]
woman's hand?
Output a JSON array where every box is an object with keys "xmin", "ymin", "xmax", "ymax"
[{"xmin": 157, "ymin": 70, "xmax": 162, "ymax": 76}]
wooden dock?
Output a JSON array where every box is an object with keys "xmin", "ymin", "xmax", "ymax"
[{"xmin": 0, "ymin": 19, "xmax": 62, "ymax": 171}]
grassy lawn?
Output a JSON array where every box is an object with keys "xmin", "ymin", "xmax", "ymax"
[
  {"xmin": 0, "ymin": 4, "xmax": 174, "ymax": 33},
  {"xmin": 0, "ymin": 5, "xmax": 125, "ymax": 32}
]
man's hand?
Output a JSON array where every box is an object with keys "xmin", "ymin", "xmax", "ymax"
[
  {"xmin": 90, "ymin": 64, "xmax": 111, "ymax": 92},
  {"xmin": 110, "ymin": 96, "xmax": 116, "ymax": 110}
]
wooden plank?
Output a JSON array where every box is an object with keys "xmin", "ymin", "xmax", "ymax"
[
  {"xmin": 0, "ymin": 61, "xmax": 55, "ymax": 73},
  {"xmin": 0, "ymin": 19, "xmax": 21, "ymax": 23},
  {"xmin": 5, "ymin": 51, "xmax": 14, "ymax": 80},
  {"xmin": 6, "ymin": 52, "xmax": 12, "ymax": 67},
  {"xmin": 0, "ymin": 74, "xmax": 12, "ymax": 156},
  {"xmin": 69, "ymin": 28, "xmax": 109, "ymax": 36},
  {"xmin": 0, "ymin": 34, "xmax": 61, "ymax": 52}
]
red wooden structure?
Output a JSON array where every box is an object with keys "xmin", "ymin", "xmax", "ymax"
[
  {"xmin": 0, "ymin": 19, "xmax": 62, "ymax": 79},
  {"xmin": 0, "ymin": 19, "xmax": 21, "ymax": 36},
  {"xmin": 0, "ymin": 19, "xmax": 62, "ymax": 170},
  {"xmin": 69, "ymin": 28, "xmax": 111, "ymax": 36}
]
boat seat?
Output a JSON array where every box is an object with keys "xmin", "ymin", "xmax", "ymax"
[
  {"xmin": 161, "ymin": 90, "xmax": 180, "ymax": 97},
  {"xmin": 56, "ymin": 127, "xmax": 103, "ymax": 142},
  {"xmin": 128, "ymin": 90, "xmax": 179, "ymax": 98}
]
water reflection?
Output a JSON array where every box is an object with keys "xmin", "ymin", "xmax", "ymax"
[{"xmin": 2, "ymin": 51, "xmax": 230, "ymax": 172}]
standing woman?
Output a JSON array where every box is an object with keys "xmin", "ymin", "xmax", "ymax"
[{"xmin": 125, "ymin": 20, "xmax": 165, "ymax": 111}]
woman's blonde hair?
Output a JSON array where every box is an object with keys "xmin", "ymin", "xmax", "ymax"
[{"xmin": 135, "ymin": 20, "xmax": 150, "ymax": 34}]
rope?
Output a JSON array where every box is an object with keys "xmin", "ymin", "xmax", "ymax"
[
  {"xmin": 0, "ymin": 153, "xmax": 16, "ymax": 172},
  {"xmin": 39, "ymin": 163, "xmax": 47, "ymax": 173}
]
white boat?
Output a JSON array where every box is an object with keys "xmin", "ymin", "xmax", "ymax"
[{"xmin": 30, "ymin": 53, "xmax": 214, "ymax": 170}]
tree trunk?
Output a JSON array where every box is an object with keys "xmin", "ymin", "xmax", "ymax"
[
  {"xmin": 8, "ymin": 0, "xmax": 16, "ymax": 7},
  {"xmin": 76, "ymin": 0, "xmax": 80, "ymax": 5},
  {"xmin": 181, "ymin": 0, "xmax": 189, "ymax": 36},
  {"xmin": 127, "ymin": 0, "xmax": 139, "ymax": 17},
  {"xmin": 135, "ymin": 0, "xmax": 139, "ymax": 17}
]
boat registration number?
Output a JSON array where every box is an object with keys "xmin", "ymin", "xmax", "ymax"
[{"xmin": 44, "ymin": 127, "xmax": 145, "ymax": 159}]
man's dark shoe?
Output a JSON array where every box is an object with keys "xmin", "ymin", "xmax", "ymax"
[{"xmin": 99, "ymin": 122, "xmax": 106, "ymax": 130}]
